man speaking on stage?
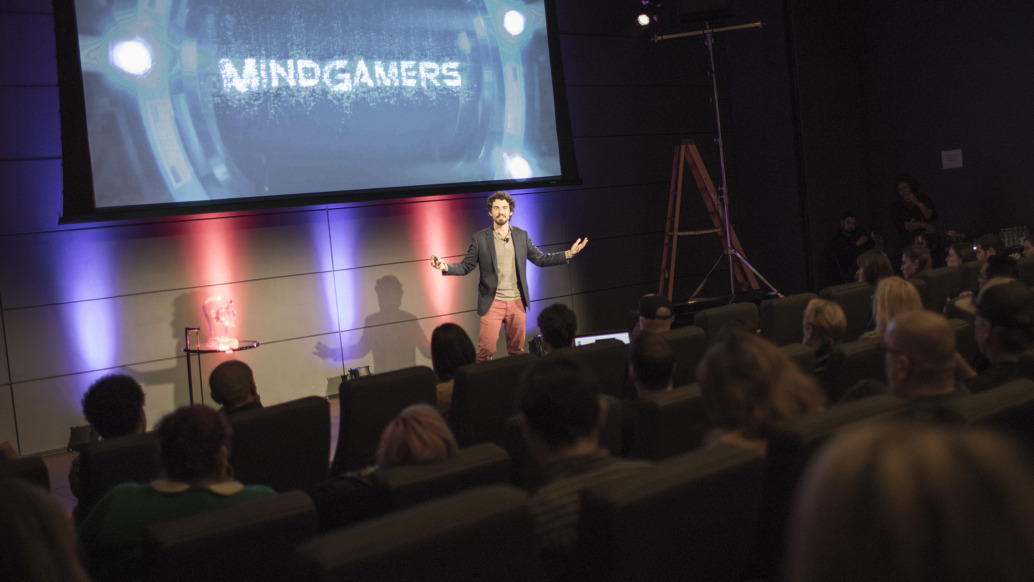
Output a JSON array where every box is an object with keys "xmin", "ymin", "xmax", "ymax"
[{"xmin": 430, "ymin": 191, "xmax": 588, "ymax": 361}]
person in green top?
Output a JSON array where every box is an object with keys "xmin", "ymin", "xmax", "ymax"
[{"xmin": 79, "ymin": 404, "xmax": 276, "ymax": 582}]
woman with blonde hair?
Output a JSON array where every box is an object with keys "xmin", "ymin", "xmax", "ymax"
[
  {"xmin": 802, "ymin": 299, "xmax": 847, "ymax": 374},
  {"xmin": 786, "ymin": 422, "xmax": 1034, "ymax": 582},
  {"xmin": 861, "ymin": 276, "xmax": 922, "ymax": 340},
  {"xmin": 696, "ymin": 328, "xmax": 826, "ymax": 456}
]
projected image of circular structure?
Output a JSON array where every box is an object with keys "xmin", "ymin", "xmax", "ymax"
[{"xmin": 72, "ymin": 0, "xmax": 564, "ymax": 209}]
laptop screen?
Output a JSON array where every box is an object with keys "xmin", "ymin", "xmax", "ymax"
[{"xmin": 573, "ymin": 330, "xmax": 631, "ymax": 346}]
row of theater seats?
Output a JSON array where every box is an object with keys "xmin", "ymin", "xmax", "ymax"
[
  {"xmin": 66, "ymin": 284, "xmax": 1034, "ymax": 522},
  {"xmin": 15, "ymin": 377, "xmax": 1027, "ymax": 581}
]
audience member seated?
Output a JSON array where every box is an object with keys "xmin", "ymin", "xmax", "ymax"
[
  {"xmin": 900, "ymin": 242, "xmax": 932, "ymax": 280},
  {"xmin": 620, "ymin": 332, "xmax": 676, "ymax": 455},
  {"xmin": 860, "ymin": 276, "xmax": 922, "ymax": 340},
  {"xmin": 1014, "ymin": 232, "xmax": 1034, "ymax": 259},
  {"xmin": 635, "ymin": 293, "xmax": 675, "ymax": 335},
  {"xmin": 827, "ymin": 211, "xmax": 874, "ymax": 284},
  {"xmin": 429, "ymin": 323, "xmax": 476, "ymax": 417},
  {"xmin": 785, "ymin": 422, "xmax": 1034, "ymax": 582},
  {"xmin": 946, "ymin": 241, "xmax": 976, "ymax": 267},
  {"xmin": 696, "ymin": 328, "xmax": 826, "ymax": 457},
  {"xmin": 312, "ymin": 404, "xmax": 458, "ymax": 532},
  {"xmin": 627, "ymin": 332, "xmax": 675, "ymax": 400},
  {"xmin": 208, "ymin": 361, "xmax": 262, "ymax": 415},
  {"xmin": 0, "ymin": 476, "xmax": 90, "ymax": 582},
  {"xmin": 537, "ymin": 303, "xmax": 578, "ymax": 354},
  {"xmin": 950, "ymin": 254, "xmax": 1020, "ymax": 318},
  {"xmin": 886, "ymin": 310, "xmax": 970, "ymax": 403},
  {"xmin": 846, "ymin": 310, "xmax": 971, "ymax": 407},
  {"xmin": 855, "ymin": 249, "xmax": 894, "ymax": 286},
  {"xmin": 517, "ymin": 355, "xmax": 650, "ymax": 579},
  {"xmin": 965, "ymin": 279, "xmax": 1034, "ymax": 393},
  {"xmin": 79, "ymin": 405, "xmax": 276, "ymax": 582},
  {"xmin": 71, "ymin": 374, "xmax": 148, "ymax": 499},
  {"xmin": 974, "ymin": 232, "xmax": 1005, "ymax": 261},
  {"xmin": 802, "ymin": 298, "xmax": 847, "ymax": 374}
]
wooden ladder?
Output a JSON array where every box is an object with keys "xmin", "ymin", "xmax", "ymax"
[{"xmin": 658, "ymin": 140, "xmax": 759, "ymax": 300}]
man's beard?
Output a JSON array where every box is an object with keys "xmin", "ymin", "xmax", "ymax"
[{"xmin": 494, "ymin": 215, "xmax": 509, "ymax": 226}]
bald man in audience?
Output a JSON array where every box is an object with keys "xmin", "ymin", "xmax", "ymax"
[
  {"xmin": 884, "ymin": 310, "xmax": 969, "ymax": 404},
  {"xmin": 208, "ymin": 361, "xmax": 263, "ymax": 414}
]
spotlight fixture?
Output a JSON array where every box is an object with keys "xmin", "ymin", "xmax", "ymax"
[{"xmin": 636, "ymin": 0, "xmax": 661, "ymax": 28}]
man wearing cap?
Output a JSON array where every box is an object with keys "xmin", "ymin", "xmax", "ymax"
[
  {"xmin": 636, "ymin": 294, "xmax": 675, "ymax": 335},
  {"xmin": 965, "ymin": 279, "xmax": 1034, "ymax": 393}
]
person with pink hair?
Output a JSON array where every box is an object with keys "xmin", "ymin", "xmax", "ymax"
[
  {"xmin": 376, "ymin": 404, "xmax": 458, "ymax": 468},
  {"xmin": 313, "ymin": 404, "xmax": 459, "ymax": 531}
]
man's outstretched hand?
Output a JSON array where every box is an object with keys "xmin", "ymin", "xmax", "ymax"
[{"xmin": 569, "ymin": 238, "xmax": 588, "ymax": 257}]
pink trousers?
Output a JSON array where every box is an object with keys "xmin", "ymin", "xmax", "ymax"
[{"xmin": 477, "ymin": 299, "xmax": 526, "ymax": 361}]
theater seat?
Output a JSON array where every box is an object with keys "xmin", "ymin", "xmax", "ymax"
[
  {"xmin": 294, "ymin": 484, "xmax": 543, "ymax": 582},
  {"xmin": 819, "ymin": 336, "xmax": 884, "ymax": 402},
  {"xmin": 550, "ymin": 339, "xmax": 630, "ymax": 398},
  {"xmin": 75, "ymin": 432, "xmax": 159, "ymax": 524},
  {"xmin": 753, "ymin": 394, "xmax": 909, "ymax": 579},
  {"xmin": 657, "ymin": 325, "xmax": 707, "ymax": 387},
  {"xmin": 914, "ymin": 266, "xmax": 960, "ymax": 312},
  {"xmin": 621, "ymin": 384, "xmax": 709, "ymax": 461},
  {"xmin": 143, "ymin": 490, "xmax": 318, "ymax": 582},
  {"xmin": 229, "ymin": 396, "xmax": 330, "ymax": 493},
  {"xmin": 759, "ymin": 292, "xmax": 818, "ymax": 347},
  {"xmin": 959, "ymin": 260, "xmax": 982, "ymax": 295},
  {"xmin": 693, "ymin": 302, "xmax": 759, "ymax": 346},
  {"xmin": 371, "ymin": 442, "xmax": 510, "ymax": 510},
  {"xmin": 1, "ymin": 454, "xmax": 50, "ymax": 491},
  {"xmin": 935, "ymin": 379, "xmax": 1034, "ymax": 459},
  {"xmin": 781, "ymin": 343, "xmax": 817, "ymax": 376},
  {"xmin": 818, "ymin": 282, "xmax": 873, "ymax": 341},
  {"xmin": 1017, "ymin": 256, "xmax": 1034, "ymax": 287},
  {"xmin": 449, "ymin": 354, "xmax": 537, "ymax": 447},
  {"xmin": 331, "ymin": 366, "xmax": 437, "ymax": 474},
  {"xmin": 578, "ymin": 444, "xmax": 764, "ymax": 581}
]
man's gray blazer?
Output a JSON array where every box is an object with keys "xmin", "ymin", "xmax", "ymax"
[{"xmin": 442, "ymin": 225, "xmax": 568, "ymax": 316}]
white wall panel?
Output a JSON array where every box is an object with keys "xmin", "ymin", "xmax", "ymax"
[
  {"xmin": 0, "ymin": 210, "xmax": 333, "ymax": 308},
  {"xmin": 5, "ymin": 272, "xmax": 338, "ymax": 382},
  {"xmin": 334, "ymin": 260, "xmax": 481, "ymax": 333},
  {"xmin": 12, "ymin": 359, "xmax": 184, "ymax": 455}
]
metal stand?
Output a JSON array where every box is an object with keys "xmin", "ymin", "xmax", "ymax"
[
  {"xmin": 654, "ymin": 21, "xmax": 780, "ymax": 301},
  {"xmin": 182, "ymin": 327, "xmax": 260, "ymax": 406}
]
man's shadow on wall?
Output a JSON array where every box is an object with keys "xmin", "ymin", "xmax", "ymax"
[{"xmin": 314, "ymin": 275, "xmax": 431, "ymax": 375}]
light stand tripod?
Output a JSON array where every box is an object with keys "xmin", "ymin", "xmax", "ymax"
[{"xmin": 654, "ymin": 21, "xmax": 781, "ymax": 301}]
